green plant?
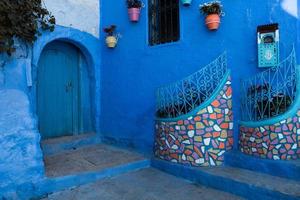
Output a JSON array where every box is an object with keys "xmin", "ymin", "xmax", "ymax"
[
  {"xmin": 0, "ymin": 0, "xmax": 55, "ymax": 55},
  {"xmin": 103, "ymin": 25, "xmax": 117, "ymax": 36},
  {"xmin": 199, "ymin": 1, "xmax": 223, "ymax": 15},
  {"xmin": 126, "ymin": 0, "xmax": 142, "ymax": 8}
]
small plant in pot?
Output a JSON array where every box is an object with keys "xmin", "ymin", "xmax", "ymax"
[
  {"xmin": 104, "ymin": 25, "xmax": 118, "ymax": 48},
  {"xmin": 199, "ymin": 1, "xmax": 223, "ymax": 31},
  {"xmin": 126, "ymin": 0, "xmax": 142, "ymax": 22}
]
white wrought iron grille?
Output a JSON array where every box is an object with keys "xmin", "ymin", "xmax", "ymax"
[
  {"xmin": 240, "ymin": 48, "xmax": 297, "ymax": 121},
  {"xmin": 156, "ymin": 52, "xmax": 227, "ymax": 118}
]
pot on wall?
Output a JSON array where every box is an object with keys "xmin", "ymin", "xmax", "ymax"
[
  {"xmin": 205, "ymin": 14, "xmax": 220, "ymax": 30},
  {"xmin": 106, "ymin": 36, "xmax": 117, "ymax": 48},
  {"xmin": 128, "ymin": 8, "xmax": 141, "ymax": 22},
  {"xmin": 181, "ymin": 0, "xmax": 192, "ymax": 6}
]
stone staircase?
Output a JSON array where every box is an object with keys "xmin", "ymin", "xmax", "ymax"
[
  {"xmin": 33, "ymin": 135, "xmax": 150, "ymax": 198},
  {"xmin": 36, "ymin": 134, "xmax": 300, "ymax": 200}
]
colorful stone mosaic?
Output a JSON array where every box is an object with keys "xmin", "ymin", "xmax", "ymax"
[
  {"xmin": 240, "ymin": 111, "xmax": 300, "ymax": 160},
  {"xmin": 154, "ymin": 77, "xmax": 233, "ymax": 167}
]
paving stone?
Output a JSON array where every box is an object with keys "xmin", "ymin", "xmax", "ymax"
[{"xmin": 44, "ymin": 144, "xmax": 145, "ymax": 177}]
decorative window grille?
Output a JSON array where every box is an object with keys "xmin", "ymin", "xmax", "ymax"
[
  {"xmin": 240, "ymin": 48, "xmax": 297, "ymax": 121},
  {"xmin": 148, "ymin": 0, "xmax": 180, "ymax": 46}
]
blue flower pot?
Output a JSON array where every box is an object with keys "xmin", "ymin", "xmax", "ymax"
[{"xmin": 181, "ymin": 0, "xmax": 192, "ymax": 6}]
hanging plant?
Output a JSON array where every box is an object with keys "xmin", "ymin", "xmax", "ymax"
[
  {"xmin": 103, "ymin": 25, "xmax": 118, "ymax": 48},
  {"xmin": 0, "ymin": 0, "xmax": 55, "ymax": 56},
  {"xmin": 126, "ymin": 0, "xmax": 143, "ymax": 22},
  {"xmin": 199, "ymin": 1, "xmax": 223, "ymax": 31}
]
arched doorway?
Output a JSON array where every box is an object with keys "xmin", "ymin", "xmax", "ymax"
[{"xmin": 37, "ymin": 41, "xmax": 93, "ymax": 139}]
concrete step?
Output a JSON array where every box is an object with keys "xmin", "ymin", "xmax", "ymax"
[
  {"xmin": 31, "ymin": 144, "xmax": 150, "ymax": 199},
  {"xmin": 41, "ymin": 168, "xmax": 244, "ymax": 200},
  {"xmin": 152, "ymin": 158, "xmax": 300, "ymax": 200},
  {"xmin": 44, "ymin": 143, "xmax": 147, "ymax": 177},
  {"xmin": 224, "ymin": 150, "xmax": 300, "ymax": 181},
  {"xmin": 41, "ymin": 133, "xmax": 101, "ymax": 156}
]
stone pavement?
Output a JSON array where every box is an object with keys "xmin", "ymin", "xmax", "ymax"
[{"xmin": 44, "ymin": 144, "xmax": 145, "ymax": 177}]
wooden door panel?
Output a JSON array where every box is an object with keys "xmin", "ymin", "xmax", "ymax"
[{"xmin": 37, "ymin": 42, "xmax": 79, "ymax": 139}]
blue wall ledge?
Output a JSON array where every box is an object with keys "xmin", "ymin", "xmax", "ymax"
[
  {"xmin": 151, "ymin": 158, "xmax": 300, "ymax": 200},
  {"xmin": 224, "ymin": 150, "xmax": 300, "ymax": 181}
]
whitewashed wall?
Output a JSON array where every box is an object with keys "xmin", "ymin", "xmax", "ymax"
[
  {"xmin": 43, "ymin": 0, "xmax": 100, "ymax": 37},
  {"xmin": 280, "ymin": 0, "xmax": 298, "ymax": 18}
]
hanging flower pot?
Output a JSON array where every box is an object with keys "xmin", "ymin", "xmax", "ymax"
[
  {"xmin": 181, "ymin": 0, "xmax": 192, "ymax": 6},
  {"xmin": 128, "ymin": 8, "xmax": 141, "ymax": 22},
  {"xmin": 103, "ymin": 25, "xmax": 118, "ymax": 48},
  {"xmin": 106, "ymin": 36, "xmax": 117, "ymax": 48},
  {"xmin": 199, "ymin": 1, "xmax": 223, "ymax": 31},
  {"xmin": 205, "ymin": 14, "xmax": 220, "ymax": 30},
  {"xmin": 126, "ymin": 0, "xmax": 142, "ymax": 22}
]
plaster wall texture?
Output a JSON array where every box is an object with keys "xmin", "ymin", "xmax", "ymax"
[
  {"xmin": 0, "ymin": 40, "xmax": 44, "ymax": 198},
  {"xmin": 0, "ymin": 89, "xmax": 44, "ymax": 198},
  {"xmin": 100, "ymin": 0, "xmax": 299, "ymax": 153},
  {"xmin": 298, "ymin": 0, "xmax": 300, "ymax": 61},
  {"xmin": 43, "ymin": 0, "xmax": 100, "ymax": 37}
]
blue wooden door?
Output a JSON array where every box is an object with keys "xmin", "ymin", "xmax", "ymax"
[{"xmin": 37, "ymin": 42, "xmax": 80, "ymax": 139}]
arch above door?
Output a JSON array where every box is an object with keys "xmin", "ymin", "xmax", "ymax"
[
  {"xmin": 31, "ymin": 26, "xmax": 101, "ymax": 135},
  {"xmin": 38, "ymin": 41, "xmax": 94, "ymax": 139}
]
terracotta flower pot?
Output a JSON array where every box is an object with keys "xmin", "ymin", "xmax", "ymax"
[
  {"xmin": 205, "ymin": 14, "xmax": 220, "ymax": 30},
  {"xmin": 106, "ymin": 36, "xmax": 117, "ymax": 48},
  {"xmin": 181, "ymin": 0, "xmax": 192, "ymax": 6},
  {"xmin": 128, "ymin": 8, "xmax": 141, "ymax": 22}
]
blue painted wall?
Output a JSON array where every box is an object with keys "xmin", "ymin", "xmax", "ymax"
[
  {"xmin": 99, "ymin": 0, "xmax": 298, "ymax": 153},
  {"xmin": 0, "ymin": 26, "xmax": 101, "ymax": 198},
  {"xmin": 297, "ymin": 2, "xmax": 300, "ymax": 63}
]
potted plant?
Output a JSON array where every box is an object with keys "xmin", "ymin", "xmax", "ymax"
[
  {"xmin": 103, "ymin": 25, "xmax": 118, "ymax": 48},
  {"xmin": 199, "ymin": 1, "xmax": 223, "ymax": 31},
  {"xmin": 126, "ymin": 0, "xmax": 142, "ymax": 22},
  {"xmin": 181, "ymin": 0, "xmax": 192, "ymax": 6}
]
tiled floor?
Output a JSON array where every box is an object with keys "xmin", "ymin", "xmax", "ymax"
[
  {"xmin": 44, "ymin": 144, "xmax": 146, "ymax": 177},
  {"xmin": 42, "ymin": 168, "xmax": 244, "ymax": 200}
]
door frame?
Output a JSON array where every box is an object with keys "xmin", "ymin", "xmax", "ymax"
[
  {"xmin": 37, "ymin": 41, "xmax": 82, "ymax": 139},
  {"xmin": 30, "ymin": 26, "xmax": 101, "ymax": 136}
]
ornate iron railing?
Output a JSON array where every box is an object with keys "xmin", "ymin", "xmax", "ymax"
[
  {"xmin": 156, "ymin": 52, "xmax": 227, "ymax": 118},
  {"xmin": 240, "ymin": 49, "xmax": 297, "ymax": 121}
]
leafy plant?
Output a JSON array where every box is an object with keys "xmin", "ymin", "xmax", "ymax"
[
  {"xmin": 256, "ymin": 93, "xmax": 292, "ymax": 119},
  {"xmin": 249, "ymin": 84, "xmax": 293, "ymax": 119},
  {"xmin": 199, "ymin": 1, "xmax": 223, "ymax": 15},
  {"xmin": 103, "ymin": 25, "xmax": 117, "ymax": 36},
  {"xmin": 126, "ymin": 0, "xmax": 142, "ymax": 8},
  {"xmin": 0, "ymin": 0, "xmax": 55, "ymax": 56}
]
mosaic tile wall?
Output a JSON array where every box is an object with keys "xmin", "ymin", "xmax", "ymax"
[
  {"xmin": 154, "ymin": 77, "xmax": 233, "ymax": 167},
  {"xmin": 240, "ymin": 111, "xmax": 300, "ymax": 160}
]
